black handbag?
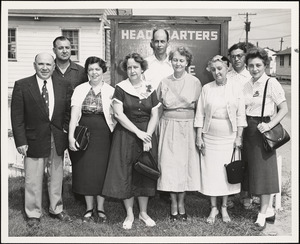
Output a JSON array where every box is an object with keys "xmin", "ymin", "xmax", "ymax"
[
  {"xmin": 134, "ymin": 151, "xmax": 160, "ymax": 181},
  {"xmin": 261, "ymin": 79, "xmax": 290, "ymax": 152},
  {"xmin": 224, "ymin": 148, "xmax": 246, "ymax": 184},
  {"xmin": 74, "ymin": 125, "xmax": 90, "ymax": 150}
]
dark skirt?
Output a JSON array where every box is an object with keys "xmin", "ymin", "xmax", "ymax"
[
  {"xmin": 69, "ymin": 113, "xmax": 111, "ymax": 195},
  {"xmin": 102, "ymin": 120, "xmax": 158, "ymax": 199},
  {"xmin": 242, "ymin": 116, "xmax": 279, "ymax": 195}
]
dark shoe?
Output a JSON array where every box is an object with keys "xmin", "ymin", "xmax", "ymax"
[
  {"xmin": 82, "ymin": 209, "xmax": 94, "ymax": 223},
  {"xmin": 266, "ymin": 214, "xmax": 276, "ymax": 224},
  {"xmin": 27, "ymin": 218, "xmax": 40, "ymax": 228},
  {"xmin": 179, "ymin": 213, "xmax": 187, "ymax": 221},
  {"xmin": 97, "ymin": 210, "xmax": 107, "ymax": 223},
  {"xmin": 50, "ymin": 211, "xmax": 72, "ymax": 222},
  {"xmin": 170, "ymin": 213, "xmax": 178, "ymax": 221}
]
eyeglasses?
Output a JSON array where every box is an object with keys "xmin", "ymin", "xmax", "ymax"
[{"xmin": 230, "ymin": 54, "xmax": 245, "ymax": 60}]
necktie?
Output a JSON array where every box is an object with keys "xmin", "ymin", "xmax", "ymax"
[{"xmin": 42, "ymin": 80, "xmax": 49, "ymax": 116}]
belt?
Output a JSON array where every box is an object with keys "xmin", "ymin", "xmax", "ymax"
[{"xmin": 247, "ymin": 116, "xmax": 270, "ymax": 122}]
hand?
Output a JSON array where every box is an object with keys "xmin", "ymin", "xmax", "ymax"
[
  {"xmin": 69, "ymin": 137, "xmax": 79, "ymax": 151},
  {"xmin": 17, "ymin": 145, "xmax": 28, "ymax": 156},
  {"xmin": 234, "ymin": 136, "xmax": 243, "ymax": 149},
  {"xmin": 257, "ymin": 122, "xmax": 270, "ymax": 134},
  {"xmin": 143, "ymin": 141, "xmax": 152, "ymax": 151},
  {"xmin": 196, "ymin": 137, "xmax": 205, "ymax": 156},
  {"xmin": 136, "ymin": 130, "xmax": 152, "ymax": 143}
]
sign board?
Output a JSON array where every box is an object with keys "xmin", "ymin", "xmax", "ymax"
[{"xmin": 108, "ymin": 16, "xmax": 231, "ymax": 86}]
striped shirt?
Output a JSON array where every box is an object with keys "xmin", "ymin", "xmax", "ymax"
[{"xmin": 243, "ymin": 73, "xmax": 286, "ymax": 117}]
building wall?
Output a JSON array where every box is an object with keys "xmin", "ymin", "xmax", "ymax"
[
  {"xmin": 276, "ymin": 54, "xmax": 291, "ymax": 79},
  {"xmin": 8, "ymin": 17, "xmax": 104, "ymax": 93}
]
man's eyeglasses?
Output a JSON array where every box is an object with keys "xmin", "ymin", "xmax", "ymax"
[{"xmin": 230, "ymin": 54, "xmax": 245, "ymax": 59}]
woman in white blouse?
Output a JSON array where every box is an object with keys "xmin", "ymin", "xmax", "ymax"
[
  {"xmin": 243, "ymin": 47, "xmax": 288, "ymax": 230},
  {"xmin": 68, "ymin": 56, "xmax": 116, "ymax": 223}
]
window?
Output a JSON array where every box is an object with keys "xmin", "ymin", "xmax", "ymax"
[
  {"xmin": 62, "ymin": 30, "xmax": 79, "ymax": 61},
  {"xmin": 288, "ymin": 54, "xmax": 291, "ymax": 66},
  {"xmin": 279, "ymin": 56, "xmax": 284, "ymax": 66},
  {"xmin": 8, "ymin": 28, "xmax": 16, "ymax": 60}
]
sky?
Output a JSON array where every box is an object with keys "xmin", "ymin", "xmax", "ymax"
[{"xmin": 133, "ymin": 8, "xmax": 292, "ymax": 51}]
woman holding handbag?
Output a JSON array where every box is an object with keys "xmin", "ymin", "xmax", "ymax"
[
  {"xmin": 68, "ymin": 56, "xmax": 116, "ymax": 223},
  {"xmin": 156, "ymin": 46, "xmax": 202, "ymax": 222},
  {"xmin": 243, "ymin": 47, "xmax": 288, "ymax": 230},
  {"xmin": 102, "ymin": 53, "xmax": 160, "ymax": 229},
  {"xmin": 194, "ymin": 55, "xmax": 247, "ymax": 224}
]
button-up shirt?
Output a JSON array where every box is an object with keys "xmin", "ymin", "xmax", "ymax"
[
  {"xmin": 243, "ymin": 73, "xmax": 286, "ymax": 117},
  {"xmin": 227, "ymin": 67, "xmax": 252, "ymax": 88},
  {"xmin": 36, "ymin": 75, "xmax": 54, "ymax": 120}
]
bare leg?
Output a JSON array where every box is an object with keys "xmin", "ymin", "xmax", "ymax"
[
  {"xmin": 84, "ymin": 195, "xmax": 94, "ymax": 217},
  {"xmin": 177, "ymin": 192, "xmax": 186, "ymax": 214},
  {"xmin": 170, "ymin": 192, "xmax": 178, "ymax": 215},
  {"xmin": 138, "ymin": 196, "xmax": 156, "ymax": 226},
  {"xmin": 96, "ymin": 195, "xmax": 106, "ymax": 218},
  {"xmin": 221, "ymin": 195, "xmax": 231, "ymax": 222},
  {"xmin": 207, "ymin": 196, "xmax": 219, "ymax": 224},
  {"xmin": 123, "ymin": 197, "xmax": 134, "ymax": 229}
]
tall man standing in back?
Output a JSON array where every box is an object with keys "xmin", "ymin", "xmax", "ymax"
[
  {"xmin": 227, "ymin": 42, "xmax": 255, "ymax": 209},
  {"xmin": 144, "ymin": 29, "xmax": 173, "ymax": 90},
  {"xmin": 11, "ymin": 53, "xmax": 73, "ymax": 228},
  {"xmin": 52, "ymin": 36, "xmax": 88, "ymax": 89}
]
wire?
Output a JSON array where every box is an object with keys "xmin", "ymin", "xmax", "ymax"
[{"xmin": 249, "ymin": 35, "xmax": 291, "ymax": 41}]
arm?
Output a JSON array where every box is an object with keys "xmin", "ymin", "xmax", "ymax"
[
  {"xmin": 11, "ymin": 81, "xmax": 28, "ymax": 155},
  {"xmin": 143, "ymin": 104, "xmax": 161, "ymax": 151},
  {"xmin": 258, "ymin": 101, "xmax": 288, "ymax": 133},
  {"xmin": 113, "ymin": 101, "xmax": 152, "ymax": 143},
  {"xmin": 196, "ymin": 127, "xmax": 205, "ymax": 156},
  {"xmin": 68, "ymin": 105, "xmax": 81, "ymax": 151}
]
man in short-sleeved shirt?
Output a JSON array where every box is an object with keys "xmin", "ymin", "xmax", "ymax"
[
  {"xmin": 144, "ymin": 29, "xmax": 173, "ymax": 90},
  {"xmin": 52, "ymin": 36, "xmax": 88, "ymax": 89}
]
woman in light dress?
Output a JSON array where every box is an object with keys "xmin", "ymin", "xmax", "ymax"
[
  {"xmin": 157, "ymin": 46, "xmax": 202, "ymax": 221},
  {"xmin": 194, "ymin": 55, "xmax": 247, "ymax": 224}
]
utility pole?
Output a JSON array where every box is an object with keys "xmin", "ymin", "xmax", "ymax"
[
  {"xmin": 280, "ymin": 37, "xmax": 284, "ymax": 51},
  {"xmin": 239, "ymin": 12, "xmax": 256, "ymax": 49}
]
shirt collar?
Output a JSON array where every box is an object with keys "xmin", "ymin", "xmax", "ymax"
[
  {"xmin": 36, "ymin": 75, "xmax": 52, "ymax": 84},
  {"xmin": 251, "ymin": 72, "xmax": 269, "ymax": 85}
]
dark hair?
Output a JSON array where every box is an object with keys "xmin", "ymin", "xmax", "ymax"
[
  {"xmin": 84, "ymin": 56, "xmax": 107, "ymax": 73},
  {"xmin": 169, "ymin": 46, "xmax": 193, "ymax": 67},
  {"xmin": 120, "ymin": 53, "xmax": 148, "ymax": 72},
  {"xmin": 53, "ymin": 36, "xmax": 71, "ymax": 48},
  {"xmin": 245, "ymin": 47, "xmax": 269, "ymax": 66},
  {"xmin": 151, "ymin": 28, "xmax": 170, "ymax": 42},
  {"xmin": 228, "ymin": 42, "xmax": 255, "ymax": 55}
]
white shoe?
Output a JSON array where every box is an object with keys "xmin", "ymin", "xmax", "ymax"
[
  {"xmin": 122, "ymin": 217, "xmax": 134, "ymax": 230},
  {"xmin": 139, "ymin": 214, "xmax": 156, "ymax": 227}
]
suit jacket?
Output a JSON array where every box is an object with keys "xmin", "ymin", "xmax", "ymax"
[{"xmin": 11, "ymin": 74, "xmax": 73, "ymax": 157}]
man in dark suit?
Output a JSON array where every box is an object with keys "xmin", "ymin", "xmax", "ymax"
[{"xmin": 11, "ymin": 53, "xmax": 72, "ymax": 228}]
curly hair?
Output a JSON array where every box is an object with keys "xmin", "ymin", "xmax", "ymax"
[
  {"xmin": 168, "ymin": 46, "xmax": 193, "ymax": 67},
  {"xmin": 245, "ymin": 47, "xmax": 270, "ymax": 66},
  {"xmin": 120, "ymin": 53, "xmax": 148, "ymax": 72},
  {"xmin": 84, "ymin": 56, "xmax": 107, "ymax": 74}
]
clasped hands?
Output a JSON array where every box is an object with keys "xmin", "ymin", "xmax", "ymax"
[
  {"xmin": 257, "ymin": 122, "xmax": 271, "ymax": 134},
  {"xmin": 137, "ymin": 130, "xmax": 152, "ymax": 152}
]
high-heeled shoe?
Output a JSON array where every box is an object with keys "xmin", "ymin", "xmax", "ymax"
[
  {"xmin": 221, "ymin": 205, "xmax": 231, "ymax": 223},
  {"xmin": 139, "ymin": 214, "xmax": 156, "ymax": 227},
  {"xmin": 170, "ymin": 212, "xmax": 179, "ymax": 221},
  {"xmin": 122, "ymin": 217, "xmax": 134, "ymax": 230},
  {"xmin": 179, "ymin": 213, "xmax": 187, "ymax": 221},
  {"xmin": 82, "ymin": 209, "xmax": 94, "ymax": 223},
  {"xmin": 266, "ymin": 214, "xmax": 276, "ymax": 224},
  {"xmin": 206, "ymin": 206, "xmax": 219, "ymax": 224},
  {"xmin": 97, "ymin": 210, "xmax": 107, "ymax": 223},
  {"xmin": 253, "ymin": 212, "xmax": 266, "ymax": 231}
]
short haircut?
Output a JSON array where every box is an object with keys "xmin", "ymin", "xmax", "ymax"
[
  {"xmin": 53, "ymin": 36, "xmax": 71, "ymax": 48},
  {"xmin": 120, "ymin": 53, "xmax": 148, "ymax": 72},
  {"xmin": 228, "ymin": 42, "xmax": 255, "ymax": 55},
  {"xmin": 245, "ymin": 47, "xmax": 270, "ymax": 66},
  {"xmin": 168, "ymin": 46, "xmax": 193, "ymax": 67},
  {"xmin": 151, "ymin": 28, "xmax": 169, "ymax": 42},
  {"xmin": 84, "ymin": 56, "xmax": 107, "ymax": 73}
]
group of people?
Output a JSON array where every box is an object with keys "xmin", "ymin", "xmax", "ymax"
[{"xmin": 11, "ymin": 28, "xmax": 288, "ymax": 232}]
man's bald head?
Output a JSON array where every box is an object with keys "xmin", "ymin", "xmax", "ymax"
[{"xmin": 33, "ymin": 53, "xmax": 55, "ymax": 80}]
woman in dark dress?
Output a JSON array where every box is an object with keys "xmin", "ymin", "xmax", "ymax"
[
  {"xmin": 102, "ymin": 53, "xmax": 161, "ymax": 230},
  {"xmin": 68, "ymin": 57, "xmax": 116, "ymax": 223},
  {"xmin": 243, "ymin": 48, "xmax": 288, "ymax": 230}
]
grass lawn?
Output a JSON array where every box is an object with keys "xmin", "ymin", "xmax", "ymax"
[{"xmin": 7, "ymin": 173, "xmax": 291, "ymax": 238}]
